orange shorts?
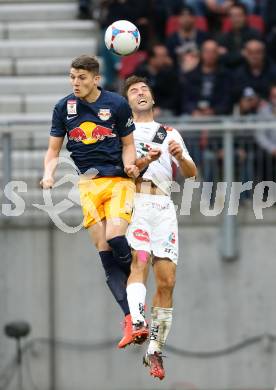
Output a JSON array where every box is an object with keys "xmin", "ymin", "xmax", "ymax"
[{"xmin": 78, "ymin": 176, "xmax": 135, "ymax": 228}]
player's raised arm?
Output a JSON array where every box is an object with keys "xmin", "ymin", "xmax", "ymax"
[
  {"xmin": 40, "ymin": 136, "xmax": 64, "ymax": 189},
  {"xmin": 168, "ymin": 139, "xmax": 197, "ymax": 178}
]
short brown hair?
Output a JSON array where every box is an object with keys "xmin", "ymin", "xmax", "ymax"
[
  {"xmin": 123, "ymin": 75, "xmax": 154, "ymax": 99},
  {"xmin": 71, "ymin": 55, "xmax": 100, "ymax": 74}
]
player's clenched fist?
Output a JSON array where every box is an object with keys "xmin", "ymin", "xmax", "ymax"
[
  {"xmin": 40, "ymin": 177, "xmax": 54, "ymax": 189},
  {"xmin": 124, "ymin": 164, "xmax": 140, "ymax": 179},
  {"xmin": 168, "ymin": 140, "xmax": 183, "ymax": 161},
  {"xmin": 148, "ymin": 148, "xmax": 161, "ymax": 162}
]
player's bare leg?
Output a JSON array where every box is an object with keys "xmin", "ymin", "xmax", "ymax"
[
  {"xmin": 143, "ymin": 258, "xmax": 176, "ymax": 380},
  {"xmin": 89, "ymin": 218, "xmax": 133, "ymax": 348}
]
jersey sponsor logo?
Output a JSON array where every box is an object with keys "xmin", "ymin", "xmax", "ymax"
[
  {"xmin": 67, "ymin": 100, "xmax": 77, "ymax": 115},
  {"xmin": 68, "ymin": 121, "xmax": 116, "ymax": 144},
  {"xmin": 125, "ymin": 117, "xmax": 134, "ymax": 128},
  {"xmin": 98, "ymin": 108, "xmax": 111, "ymax": 121},
  {"xmin": 133, "ymin": 229, "xmax": 150, "ymax": 242}
]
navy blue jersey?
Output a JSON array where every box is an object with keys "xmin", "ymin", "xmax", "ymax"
[{"xmin": 50, "ymin": 88, "xmax": 135, "ymax": 176}]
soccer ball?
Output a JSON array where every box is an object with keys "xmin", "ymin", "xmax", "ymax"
[{"xmin": 104, "ymin": 20, "xmax": 141, "ymax": 56}]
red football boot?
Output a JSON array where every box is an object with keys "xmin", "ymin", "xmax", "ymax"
[
  {"xmin": 118, "ymin": 317, "xmax": 149, "ymax": 348},
  {"xmin": 132, "ymin": 321, "xmax": 149, "ymax": 344},
  {"xmin": 143, "ymin": 352, "xmax": 165, "ymax": 380},
  {"xmin": 117, "ymin": 314, "xmax": 133, "ymax": 349}
]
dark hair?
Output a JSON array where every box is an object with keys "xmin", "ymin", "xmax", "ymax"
[
  {"xmin": 230, "ymin": 2, "xmax": 248, "ymax": 15},
  {"xmin": 123, "ymin": 75, "xmax": 154, "ymax": 99},
  {"xmin": 146, "ymin": 43, "xmax": 167, "ymax": 59},
  {"xmin": 71, "ymin": 55, "xmax": 100, "ymax": 74}
]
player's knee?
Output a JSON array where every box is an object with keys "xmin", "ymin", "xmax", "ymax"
[
  {"xmin": 94, "ymin": 239, "xmax": 110, "ymax": 252},
  {"xmin": 157, "ymin": 275, "xmax": 176, "ymax": 293},
  {"xmin": 135, "ymin": 250, "xmax": 150, "ymax": 266},
  {"xmin": 130, "ymin": 250, "xmax": 149, "ymax": 271}
]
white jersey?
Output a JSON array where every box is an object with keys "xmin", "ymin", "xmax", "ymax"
[{"xmin": 134, "ymin": 121, "xmax": 192, "ymax": 195}]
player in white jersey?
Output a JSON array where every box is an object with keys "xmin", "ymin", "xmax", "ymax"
[{"xmin": 123, "ymin": 76, "xmax": 197, "ymax": 380}]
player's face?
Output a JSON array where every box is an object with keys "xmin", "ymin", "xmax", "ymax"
[
  {"xmin": 127, "ymin": 82, "xmax": 154, "ymax": 113},
  {"xmin": 69, "ymin": 68, "xmax": 100, "ymax": 99}
]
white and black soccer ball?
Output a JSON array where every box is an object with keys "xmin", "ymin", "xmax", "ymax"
[{"xmin": 104, "ymin": 20, "xmax": 141, "ymax": 56}]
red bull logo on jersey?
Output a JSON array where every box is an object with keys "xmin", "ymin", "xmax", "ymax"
[
  {"xmin": 98, "ymin": 108, "xmax": 111, "ymax": 121},
  {"xmin": 68, "ymin": 121, "xmax": 116, "ymax": 144}
]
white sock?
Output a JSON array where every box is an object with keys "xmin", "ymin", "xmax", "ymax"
[
  {"xmin": 147, "ymin": 307, "xmax": 173, "ymax": 355},
  {"xmin": 126, "ymin": 282, "xmax": 146, "ymax": 325}
]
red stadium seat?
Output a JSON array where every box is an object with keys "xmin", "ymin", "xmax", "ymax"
[
  {"xmin": 119, "ymin": 50, "xmax": 147, "ymax": 79},
  {"xmin": 222, "ymin": 15, "xmax": 264, "ymax": 33},
  {"xmin": 166, "ymin": 15, "xmax": 179, "ymax": 36},
  {"xmin": 195, "ymin": 16, "xmax": 208, "ymax": 31},
  {"xmin": 248, "ymin": 14, "xmax": 264, "ymax": 33},
  {"xmin": 166, "ymin": 15, "xmax": 208, "ymax": 36},
  {"xmin": 222, "ymin": 17, "xmax": 232, "ymax": 32}
]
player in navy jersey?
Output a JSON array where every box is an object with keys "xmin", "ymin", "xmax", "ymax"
[{"xmin": 40, "ymin": 55, "xmax": 145, "ymax": 348}]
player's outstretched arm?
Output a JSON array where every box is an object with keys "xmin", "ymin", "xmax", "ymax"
[{"xmin": 40, "ymin": 136, "xmax": 64, "ymax": 189}]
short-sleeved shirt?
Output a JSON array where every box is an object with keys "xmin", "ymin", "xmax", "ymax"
[
  {"xmin": 50, "ymin": 88, "xmax": 135, "ymax": 177},
  {"xmin": 134, "ymin": 121, "xmax": 193, "ymax": 195}
]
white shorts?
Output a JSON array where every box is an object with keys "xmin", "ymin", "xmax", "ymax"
[{"xmin": 127, "ymin": 193, "xmax": 178, "ymax": 264}]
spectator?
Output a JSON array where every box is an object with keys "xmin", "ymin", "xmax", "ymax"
[
  {"xmin": 179, "ymin": 39, "xmax": 233, "ymax": 115},
  {"xmin": 266, "ymin": 27, "xmax": 276, "ymax": 64},
  {"xmin": 178, "ymin": 40, "xmax": 233, "ymax": 198},
  {"xmin": 78, "ymin": 0, "xmax": 93, "ymax": 19},
  {"xmin": 185, "ymin": 0, "xmax": 206, "ymax": 15},
  {"xmin": 238, "ymin": 86, "xmax": 260, "ymax": 114},
  {"xmin": 238, "ymin": 86, "xmax": 260, "ymax": 199},
  {"xmin": 264, "ymin": 0, "xmax": 276, "ymax": 34},
  {"xmin": 151, "ymin": 0, "xmax": 183, "ymax": 41},
  {"xmin": 134, "ymin": 44, "xmax": 178, "ymax": 115},
  {"xmin": 204, "ymin": 0, "xmax": 256, "ymax": 34},
  {"xmin": 255, "ymin": 84, "xmax": 276, "ymax": 185},
  {"xmin": 166, "ymin": 6, "xmax": 209, "ymax": 66},
  {"xmin": 178, "ymin": 42, "xmax": 200, "ymax": 73},
  {"xmin": 233, "ymin": 39, "xmax": 276, "ymax": 102},
  {"xmin": 204, "ymin": 0, "xmax": 235, "ymax": 34},
  {"xmin": 219, "ymin": 2, "xmax": 261, "ymax": 68}
]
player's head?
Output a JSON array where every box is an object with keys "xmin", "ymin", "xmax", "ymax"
[
  {"xmin": 229, "ymin": 2, "xmax": 248, "ymax": 30},
  {"xmin": 70, "ymin": 55, "xmax": 101, "ymax": 99},
  {"xmin": 123, "ymin": 76, "xmax": 155, "ymax": 114}
]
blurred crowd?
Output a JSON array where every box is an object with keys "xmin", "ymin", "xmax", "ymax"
[
  {"xmin": 80, "ymin": 0, "xmax": 276, "ymax": 198},
  {"xmin": 93, "ymin": 1, "xmax": 276, "ymax": 118}
]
